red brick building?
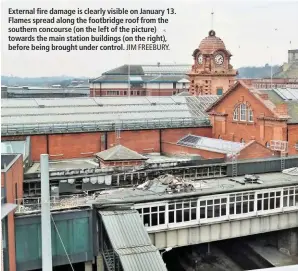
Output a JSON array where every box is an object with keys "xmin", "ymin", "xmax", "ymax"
[
  {"xmin": 163, "ymin": 134, "xmax": 273, "ymax": 160},
  {"xmin": 206, "ymin": 81, "xmax": 298, "ymax": 155},
  {"xmin": 188, "ymin": 30, "xmax": 238, "ymax": 96},
  {"xmin": 1, "ymin": 154, "xmax": 24, "ymax": 271},
  {"xmin": 95, "ymin": 144, "xmax": 148, "ymax": 168},
  {"xmin": 1, "ymin": 96, "xmax": 216, "ymax": 161}
]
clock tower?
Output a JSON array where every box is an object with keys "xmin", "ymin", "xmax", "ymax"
[{"xmin": 187, "ymin": 30, "xmax": 238, "ymax": 96}]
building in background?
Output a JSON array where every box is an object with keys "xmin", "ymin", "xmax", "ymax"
[
  {"xmin": 2, "ymin": 85, "xmax": 89, "ymax": 98},
  {"xmin": 274, "ymin": 49, "xmax": 298, "ymax": 79},
  {"xmin": 188, "ymin": 30, "xmax": 238, "ymax": 96},
  {"xmin": 1, "ymin": 154, "xmax": 24, "ymax": 271},
  {"xmin": 89, "ymin": 64, "xmax": 191, "ymax": 97}
]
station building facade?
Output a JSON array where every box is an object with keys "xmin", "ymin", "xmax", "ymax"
[{"xmin": 207, "ymin": 81, "xmax": 298, "ymax": 155}]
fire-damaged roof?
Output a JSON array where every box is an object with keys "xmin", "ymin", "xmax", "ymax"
[{"xmin": 95, "ymin": 145, "xmax": 148, "ymax": 161}]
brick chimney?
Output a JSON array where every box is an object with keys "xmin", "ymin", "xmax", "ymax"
[{"xmin": 274, "ymin": 103, "xmax": 288, "ymax": 116}]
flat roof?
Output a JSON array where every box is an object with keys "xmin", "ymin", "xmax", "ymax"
[
  {"xmin": 90, "ymin": 171, "xmax": 298, "ymax": 205},
  {"xmin": 25, "ymin": 158, "xmax": 98, "ymax": 174}
]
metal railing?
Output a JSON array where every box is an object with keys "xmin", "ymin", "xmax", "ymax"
[
  {"xmin": 15, "ymin": 194, "xmax": 93, "ymax": 214},
  {"xmin": 1, "ymin": 118, "xmax": 210, "ymax": 136}
]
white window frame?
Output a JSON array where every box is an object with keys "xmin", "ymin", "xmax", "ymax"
[
  {"xmin": 240, "ymin": 103, "xmax": 247, "ymax": 121},
  {"xmin": 228, "ymin": 192, "xmax": 256, "ymax": 220},
  {"xmin": 233, "ymin": 106, "xmax": 239, "ymax": 121},
  {"xmin": 282, "ymin": 186, "xmax": 298, "ymax": 211},
  {"xmin": 248, "ymin": 109, "xmax": 254, "ymax": 122},
  {"xmin": 167, "ymin": 199, "xmax": 198, "ymax": 228},
  {"xmin": 198, "ymin": 195, "xmax": 228, "ymax": 224},
  {"xmin": 256, "ymin": 188, "xmax": 283, "ymax": 215},
  {"xmin": 134, "ymin": 201, "xmax": 167, "ymax": 230}
]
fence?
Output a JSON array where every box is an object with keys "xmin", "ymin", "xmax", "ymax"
[{"xmin": 15, "ymin": 194, "xmax": 94, "ymax": 214}]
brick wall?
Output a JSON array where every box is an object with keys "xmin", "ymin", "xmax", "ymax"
[
  {"xmin": 31, "ymin": 135, "xmax": 47, "ymax": 161},
  {"xmin": 210, "ymin": 84, "xmax": 289, "ymax": 145},
  {"xmin": 238, "ymin": 141, "xmax": 274, "ymax": 160},
  {"xmin": 161, "ymin": 127, "xmax": 212, "ymax": 143},
  {"xmin": 3, "ymin": 127, "xmax": 212, "ymax": 161},
  {"xmin": 2, "ymin": 155, "xmax": 24, "ymax": 271},
  {"xmin": 107, "ymin": 130, "xmax": 160, "ymax": 153},
  {"xmin": 48, "ymin": 132, "xmax": 102, "ymax": 160},
  {"xmin": 288, "ymin": 124, "xmax": 298, "ymax": 155}
]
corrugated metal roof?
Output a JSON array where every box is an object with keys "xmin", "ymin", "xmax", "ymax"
[
  {"xmin": 100, "ymin": 210, "xmax": 152, "ymax": 249},
  {"xmin": 99, "ymin": 210, "xmax": 167, "ymax": 271},
  {"xmin": 1, "ymin": 96, "xmax": 217, "ymax": 125},
  {"xmin": 177, "ymin": 134, "xmax": 244, "ymax": 154}
]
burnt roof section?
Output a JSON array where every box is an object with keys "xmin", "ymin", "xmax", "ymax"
[{"xmin": 95, "ymin": 145, "xmax": 148, "ymax": 161}]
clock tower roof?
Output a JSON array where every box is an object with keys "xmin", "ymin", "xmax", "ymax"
[{"xmin": 198, "ymin": 30, "xmax": 227, "ymax": 54}]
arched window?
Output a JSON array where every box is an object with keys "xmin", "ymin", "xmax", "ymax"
[
  {"xmin": 233, "ymin": 103, "xmax": 253, "ymax": 122},
  {"xmin": 218, "ymin": 135, "xmax": 222, "ymax": 139},
  {"xmin": 240, "ymin": 138, "xmax": 245, "ymax": 144}
]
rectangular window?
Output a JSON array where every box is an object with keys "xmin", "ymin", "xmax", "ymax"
[
  {"xmin": 216, "ymin": 88, "xmax": 223, "ymax": 95},
  {"xmin": 240, "ymin": 104, "xmax": 247, "ymax": 121},
  {"xmin": 248, "ymin": 109, "xmax": 253, "ymax": 122},
  {"xmin": 233, "ymin": 108, "xmax": 239, "ymax": 121},
  {"xmin": 173, "ymin": 82, "xmax": 176, "ymax": 89}
]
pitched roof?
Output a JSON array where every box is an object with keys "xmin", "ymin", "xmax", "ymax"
[
  {"xmin": 273, "ymin": 62, "xmax": 298, "ymax": 79},
  {"xmin": 177, "ymin": 134, "xmax": 244, "ymax": 154},
  {"xmin": 95, "ymin": 145, "xmax": 148, "ymax": 161},
  {"xmin": 99, "ymin": 210, "xmax": 167, "ymax": 271},
  {"xmin": 259, "ymin": 88, "xmax": 298, "ymax": 124},
  {"xmin": 206, "ymin": 80, "xmax": 291, "ymax": 120}
]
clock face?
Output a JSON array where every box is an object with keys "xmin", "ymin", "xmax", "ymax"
[
  {"xmin": 197, "ymin": 54, "xmax": 203, "ymax": 64},
  {"xmin": 215, "ymin": 54, "xmax": 224, "ymax": 65}
]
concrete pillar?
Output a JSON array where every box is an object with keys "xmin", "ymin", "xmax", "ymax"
[
  {"xmin": 278, "ymin": 229, "xmax": 298, "ymax": 256},
  {"xmin": 85, "ymin": 261, "xmax": 92, "ymax": 271},
  {"xmin": 96, "ymin": 254, "xmax": 104, "ymax": 271}
]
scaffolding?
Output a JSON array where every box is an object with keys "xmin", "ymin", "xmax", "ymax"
[{"xmin": 270, "ymin": 140, "xmax": 288, "ymax": 171}]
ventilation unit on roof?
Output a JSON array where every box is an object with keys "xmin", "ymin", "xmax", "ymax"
[
  {"xmin": 151, "ymin": 102, "xmax": 157, "ymax": 106},
  {"xmin": 97, "ymin": 104, "xmax": 104, "ymax": 107},
  {"xmin": 176, "ymin": 102, "xmax": 181, "ymax": 105},
  {"xmin": 38, "ymin": 105, "xmax": 45, "ymax": 108}
]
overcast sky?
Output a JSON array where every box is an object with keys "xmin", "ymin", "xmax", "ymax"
[{"xmin": 1, "ymin": 0, "xmax": 298, "ymax": 77}]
